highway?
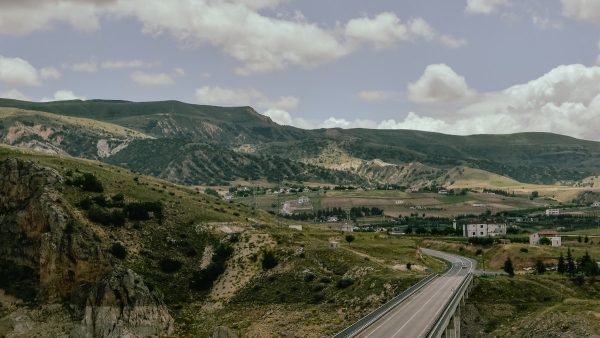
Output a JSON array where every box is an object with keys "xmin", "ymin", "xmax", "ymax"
[{"xmin": 356, "ymin": 248, "xmax": 475, "ymax": 338}]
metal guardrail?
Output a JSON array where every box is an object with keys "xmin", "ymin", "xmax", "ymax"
[
  {"xmin": 332, "ymin": 273, "xmax": 438, "ymax": 338},
  {"xmin": 424, "ymin": 272, "xmax": 473, "ymax": 338}
]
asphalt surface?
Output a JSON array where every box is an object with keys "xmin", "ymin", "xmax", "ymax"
[{"xmin": 356, "ymin": 248, "xmax": 475, "ymax": 338}]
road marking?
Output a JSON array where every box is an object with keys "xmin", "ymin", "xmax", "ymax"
[
  {"xmin": 414, "ymin": 257, "xmax": 473, "ymax": 338},
  {"xmin": 360, "ymin": 253, "xmax": 461, "ymax": 338},
  {"xmin": 389, "ymin": 261, "xmax": 461, "ymax": 338}
]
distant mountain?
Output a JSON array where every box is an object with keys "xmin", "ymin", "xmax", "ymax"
[{"xmin": 1, "ymin": 98, "xmax": 600, "ymax": 186}]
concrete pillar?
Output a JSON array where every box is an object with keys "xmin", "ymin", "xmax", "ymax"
[{"xmin": 455, "ymin": 306, "xmax": 461, "ymax": 338}]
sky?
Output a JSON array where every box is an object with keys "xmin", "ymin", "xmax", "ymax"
[{"xmin": 2, "ymin": 0, "xmax": 600, "ymax": 139}]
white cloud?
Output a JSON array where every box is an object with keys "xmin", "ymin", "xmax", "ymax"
[
  {"xmin": 40, "ymin": 67, "xmax": 62, "ymax": 80},
  {"xmin": 0, "ymin": 89, "xmax": 31, "ymax": 101},
  {"xmin": 195, "ymin": 86, "xmax": 299, "ymax": 110},
  {"xmin": 0, "ymin": 0, "xmax": 110, "ymax": 35},
  {"xmin": 408, "ymin": 64, "xmax": 475, "ymax": 103},
  {"xmin": 66, "ymin": 61, "xmax": 98, "ymax": 73},
  {"xmin": 0, "ymin": 1, "xmax": 466, "ymax": 74},
  {"xmin": 0, "ymin": 55, "xmax": 40, "ymax": 86},
  {"xmin": 42, "ymin": 89, "xmax": 86, "ymax": 102},
  {"xmin": 439, "ymin": 35, "xmax": 468, "ymax": 48},
  {"xmin": 263, "ymin": 64, "xmax": 600, "ymax": 140},
  {"xmin": 358, "ymin": 90, "xmax": 397, "ymax": 102},
  {"xmin": 130, "ymin": 71, "xmax": 175, "ymax": 86},
  {"xmin": 531, "ymin": 15, "xmax": 563, "ymax": 30},
  {"xmin": 465, "ymin": 0, "xmax": 510, "ymax": 14},
  {"xmin": 561, "ymin": 0, "xmax": 600, "ymax": 23},
  {"xmin": 101, "ymin": 59, "xmax": 154, "ymax": 70},
  {"xmin": 263, "ymin": 109, "xmax": 312, "ymax": 129},
  {"xmin": 345, "ymin": 13, "xmax": 465, "ymax": 49}
]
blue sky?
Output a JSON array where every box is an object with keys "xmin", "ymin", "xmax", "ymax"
[{"xmin": 2, "ymin": 0, "xmax": 600, "ymax": 139}]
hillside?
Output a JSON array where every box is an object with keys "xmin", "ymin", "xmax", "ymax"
[
  {"xmin": 0, "ymin": 145, "xmax": 433, "ymax": 337},
  {"xmin": 2, "ymin": 98, "xmax": 600, "ymax": 185}
]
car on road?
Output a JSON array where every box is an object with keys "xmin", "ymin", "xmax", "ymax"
[{"xmin": 461, "ymin": 263, "xmax": 468, "ymax": 269}]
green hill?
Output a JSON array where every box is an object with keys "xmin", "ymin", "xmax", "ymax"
[{"xmin": 2, "ymin": 98, "xmax": 600, "ymax": 185}]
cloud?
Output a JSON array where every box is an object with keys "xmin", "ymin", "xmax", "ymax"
[
  {"xmin": 130, "ymin": 71, "xmax": 175, "ymax": 86},
  {"xmin": 439, "ymin": 35, "xmax": 468, "ymax": 48},
  {"xmin": 0, "ymin": 0, "xmax": 114, "ymax": 35},
  {"xmin": 0, "ymin": 55, "xmax": 40, "ymax": 86},
  {"xmin": 358, "ymin": 90, "xmax": 397, "ymax": 102},
  {"xmin": 0, "ymin": 1, "xmax": 465, "ymax": 74},
  {"xmin": 561, "ymin": 0, "xmax": 600, "ymax": 23},
  {"xmin": 465, "ymin": 0, "xmax": 510, "ymax": 14},
  {"xmin": 40, "ymin": 67, "xmax": 62, "ymax": 80},
  {"xmin": 42, "ymin": 89, "xmax": 86, "ymax": 102},
  {"xmin": 408, "ymin": 64, "xmax": 475, "ymax": 103},
  {"xmin": 195, "ymin": 86, "xmax": 299, "ymax": 110},
  {"xmin": 262, "ymin": 64, "xmax": 600, "ymax": 140},
  {"xmin": 101, "ymin": 59, "xmax": 154, "ymax": 70},
  {"xmin": 263, "ymin": 109, "xmax": 312, "ymax": 129},
  {"xmin": 345, "ymin": 13, "xmax": 466, "ymax": 49},
  {"xmin": 0, "ymin": 89, "xmax": 31, "ymax": 101},
  {"xmin": 66, "ymin": 61, "xmax": 98, "ymax": 73},
  {"xmin": 531, "ymin": 15, "xmax": 563, "ymax": 30}
]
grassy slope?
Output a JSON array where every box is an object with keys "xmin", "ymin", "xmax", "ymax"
[
  {"xmin": 463, "ymin": 275, "xmax": 600, "ymax": 337},
  {"xmin": 0, "ymin": 144, "xmax": 436, "ymax": 337}
]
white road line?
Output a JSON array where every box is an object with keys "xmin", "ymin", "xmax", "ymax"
[{"xmin": 389, "ymin": 260, "xmax": 461, "ymax": 338}]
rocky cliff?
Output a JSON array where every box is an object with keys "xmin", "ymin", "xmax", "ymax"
[{"xmin": 0, "ymin": 158, "xmax": 173, "ymax": 337}]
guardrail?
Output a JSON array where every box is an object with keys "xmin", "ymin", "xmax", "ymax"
[
  {"xmin": 424, "ymin": 272, "xmax": 473, "ymax": 338},
  {"xmin": 332, "ymin": 273, "xmax": 438, "ymax": 338}
]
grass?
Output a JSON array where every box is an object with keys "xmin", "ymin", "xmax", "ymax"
[{"xmin": 465, "ymin": 274, "xmax": 600, "ymax": 336}]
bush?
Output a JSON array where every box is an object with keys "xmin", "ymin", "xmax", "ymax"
[
  {"xmin": 110, "ymin": 243, "xmax": 127, "ymax": 260},
  {"xmin": 311, "ymin": 291, "xmax": 326, "ymax": 304},
  {"xmin": 520, "ymin": 247, "xmax": 529, "ymax": 253},
  {"xmin": 189, "ymin": 244, "xmax": 233, "ymax": 291},
  {"xmin": 70, "ymin": 173, "xmax": 104, "ymax": 192},
  {"xmin": 159, "ymin": 258, "xmax": 183, "ymax": 273},
  {"xmin": 125, "ymin": 201, "xmax": 164, "ymax": 222},
  {"xmin": 319, "ymin": 276, "xmax": 332, "ymax": 284},
  {"xmin": 336, "ymin": 278, "xmax": 354, "ymax": 289},
  {"xmin": 261, "ymin": 250, "xmax": 278, "ymax": 270},
  {"xmin": 304, "ymin": 273, "xmax": 316, "ymax": 282}
]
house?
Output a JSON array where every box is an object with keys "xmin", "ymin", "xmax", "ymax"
[
  {"xmin": 463, "ymin": 222, "xmax": 507, "ymax": 238},
  {"xmin": 545, "ymin": 209, "xmax": 560, "ymax": 216},
  {"xmin": 592, "ymin": 201, "xmax": 600, "ymax": 207},
  {"xmin": 298, "ymin": 196, "xmax": 310, "ymax": 204},
  {"xmin": 289, "ymin": 225, "xmax": 303, "ymax": 231},
  {"xmin": 329, "ymin": 241, "xmax": 339, "ymax": 249},
  {"xmin": 341, "ymin": 223, "xmax": 353, "ymax": 232},
  {"xmin": 438, "ymin": 190, "xmax": 449, "ymax": 195},
  {"xmin": 327, "ymin": 215, "xmax": 339, "ymax": 222},
  {"xmin": 529, "ymin": 230, "xmax": 561, "ymax": 247},
  {"xmin": 223, "ymin": 193, "xmax": 233, "ymax": 201}
]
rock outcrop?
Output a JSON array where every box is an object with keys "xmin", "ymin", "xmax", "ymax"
[
  {"xmin": 0, "ymin": 157, "xmax": 109, "ymax": 302},
  {"xmin": 73, "ymin": 267, "xmax": 174, "ymax": 338},
  {"xmin": 0, "ymin": 158, "xmax": 174, "ymax": 337}
]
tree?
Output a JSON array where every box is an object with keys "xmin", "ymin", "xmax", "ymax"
[
  {"xmin": 535, "ymin": 260, "xmax": 546, "ymax": 274},
  {"xmin": 261, "ymin": 250, "xmax": 278, "ymax": 270},
  {"xmin": 585, "ymin": 236, "xmax": 589, "ymax": 243},
  {"xmin": 539, "ymin": 237, "xmax": 552, "ymax": 245},
  {"xmin": 530, "ymin": 191, "xmax": 539, "ymax": 200},
  {"xmin": 578, "ymin": 236, "xmax": 582, "ymax": 243},
  {"xmin": 504, "ymin": 257, "xmax": 515, "ymax": 277},
  {"xmin": 557, "ymin": 252, "xmax": 566, "ymax": 275},
  {"xmin": 345, "ymin": 234, "xmax": 355, "ymax": 245},
  {"xmin": 567, "ymin": 247, "xmax": 576, "ymax": 277}
]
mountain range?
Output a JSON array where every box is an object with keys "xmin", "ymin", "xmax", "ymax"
[{"xmin": 1, "ymin": 98, "xmax": 599, "ymax": 187}]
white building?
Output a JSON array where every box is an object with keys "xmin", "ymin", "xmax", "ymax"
[
  {"xmin": 529, "ymin": 230, "xmax": 561, "ymax": 247},
  {"xmin": 592, "ymin": 201, "xmax": 600, "ymax": 207},
  {"xmin": 341, "ymin": 223, "xmax": 353, "ymax": 232},
  {"xmin": 289, "ymin": 225, "xmax": 303, "ymax": 231},
  {"xmin": 463, "ymin": 223, "xmax": 507, "ymax": 238},
  {"xmin": 545, "ymin": 209, "xmax": 560, "ymax": 216},
  {"xmin": 298, "ymin": 196, "xmax": 310, "ymax": 204}
]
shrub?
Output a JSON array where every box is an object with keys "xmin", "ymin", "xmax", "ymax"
[
  {"xmin": 520, "ymin": 248, "xmax": 529, "ymax": 253},
  {"xmin": 261, "ymin": 250, "xmax": 278, "ymax": 270},
  {"xmin": 319, "ymin": 276, "xmax": 332, "ymax": 284},
  {"xmin": 125, "ymin": 201, "xmax": 164, "ymax": 222},
  {"xmin": 336, "ymin": 278, "xmax": 354, "ymax": 289},
  {"xmin": 311, "ymin": 291, "xmax": 326, "ymax": 304},
  {"xmin": 189, "ymin": 244, "xmax": 233, "ymax": 291},
  {"xmin": 110, "ymin": 243, "xmax": 127, "ymax": 260},
  {"xmin": 71, "ymin": 173, "xmax": 104, "ymax": 192},
  {"xmin": 159, "ymin": 258, "xmax": 183, "ymax": 273},
  {"xmin": 304, "ymin": 273, "xmax": 316, "ymax": 282}
]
